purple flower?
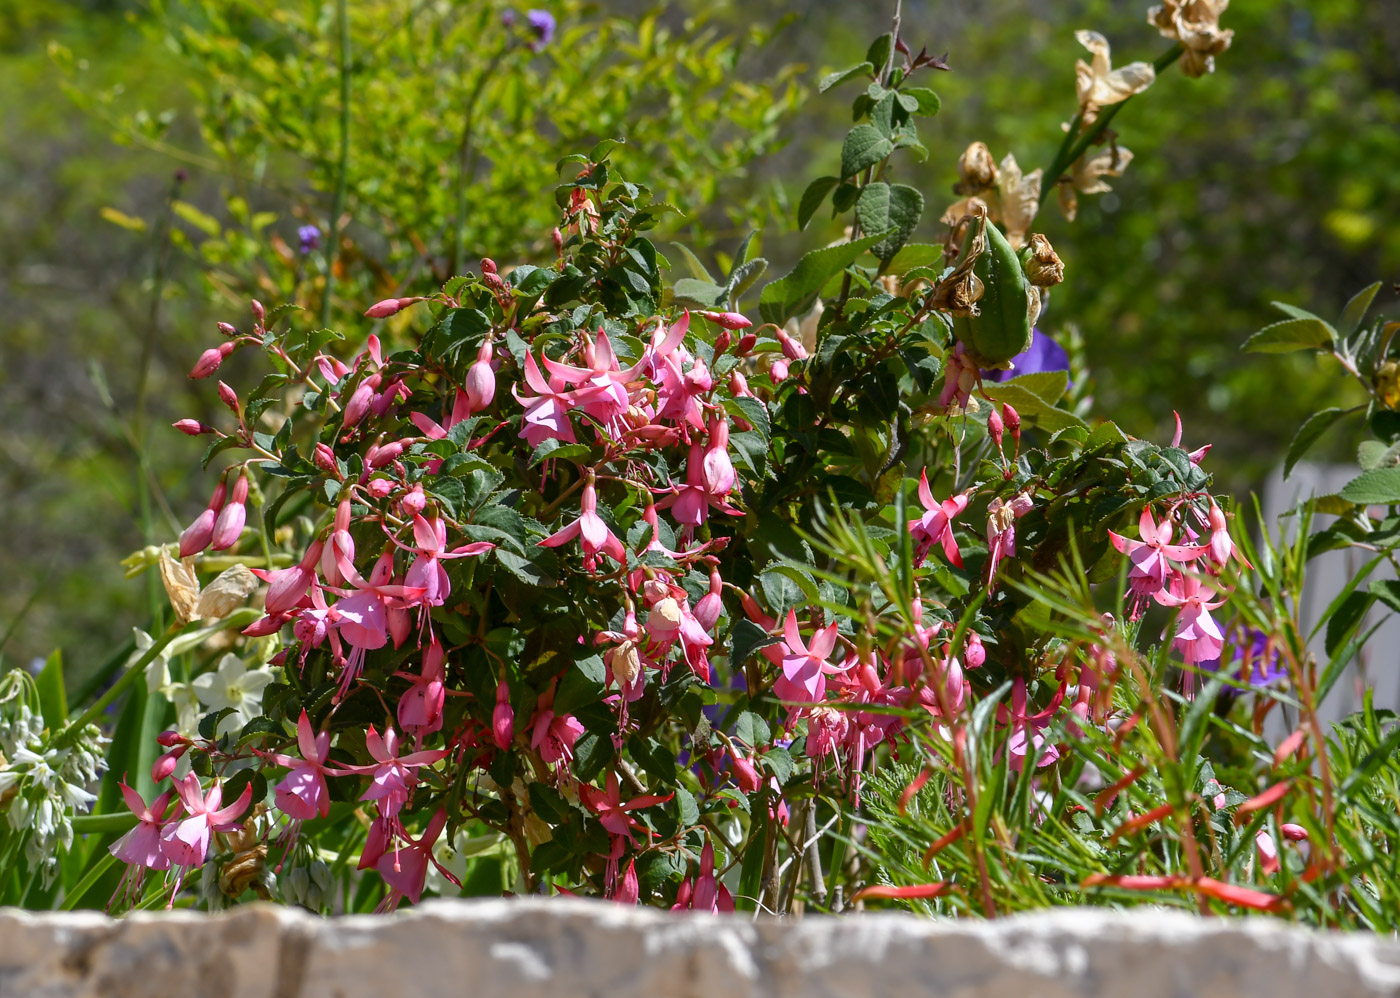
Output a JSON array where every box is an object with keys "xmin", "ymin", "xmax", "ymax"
[
  {"xmin": 1202, "ymin": 627, "xmax": 1285, "ymax": 688},
  {"xmin": 526, "ymin": 9, "xmax": 555, "ymax": 49},
  {"xmin": 982, "ymin": 328, "xmax": 1070, "ymax": 383},
  {"xmin": 297, "ymin": 224, "xmax": 322, "ymax": 255}
]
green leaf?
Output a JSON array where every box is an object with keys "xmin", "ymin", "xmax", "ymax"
[
  {"xmin": 673, "ymin": 785, "xmax": 699, "ymax": 827},
  {"xmin": 572, "ymin": 730, "xmax": 614, "ymax": 783},
  {"xmin": 590, "ymin": 137, "xmax": 623, "ymax": 162},
  {"xmin": 900, "ymin": 86, "xmax": 941, "ymax": 116},
  {"xmin": 798, "ymin": 176, "xmax": 841, "ymax": 231},
  {"xmin": 840, "ymin": 125, "xmax": 895, "ymax": 179},
  {"xmin": 724, "ymin": 396, "xmax": 771, "ymax": 443},
  {"xmin": 36, "ymin": 649, "xmax": 67, "ymax": 729},
  {"xmin": 528, "ymin": 439, "xmax": 593, "ymax": 468},
  {"xmin": 668, "ymin": 242, "xmax": 715, "ymax": 283},
  {"xmin": 818, "ymin": 61, "xmax": 873, "ymax": 93},
  {"xmin": 730, "ymin": 618, "xmax": 780, "ymax": 669},
  {"xmin": 171, "ymin": 200, "xmax": 221, "ymax": 237},
  {"xmin": 1339, "ymin": 468, "xmax": 1400, "ymax": 505},
  {"xmin": 865, "ymin": 33, "xmax": 893, "ymax": 71},
  {"xmin": 982, "ymin": 372, "xmax": 1084, "ymax": 432},
  {"xmin": 758, "ymin": 229, "xmax": 892, "ymax": 326},
  {"xmin": 671, "ymin": 278, "xmax": 728, "ymax": 309},
  {"xmin": 1340, "ymin": 281, "xmax": 1384, "ymax": 338},
  {"xmin": 853, "ymin": 183, "xmax": 924, "ymax": 262},
  {"xmin": 1284, "ymin": 407, "xmax": 1348, "ymax": 478},
  {"xmin": 1242, "ymin": 316, "xmax": 1336, "ymax": 353},
  {"xmin": 554, "ymin": 656, "xmax": 606, "ymax": 716},
  {"xmin": 1370, "ymin": 580, "xmax": 1400, "ymax": 614}
]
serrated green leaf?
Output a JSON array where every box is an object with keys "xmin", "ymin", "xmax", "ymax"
[
  {"xmin": 1242, "ymin": 316, "xmax": 1336, "ymax": 353},
  {"xmin": 1370, "ymin": 579, "xmax": 1400, "ymax": 614},
  {"xmin": 818, "ymin": 61, "xmax": 873, "ymax": 93},
  {"xmin": 1339, "ymin": 468, "xmax": 1400, "ymax": 505},
  {"xmin": 798, "ymin": 176, "xmax": 841, "ymax": 231},
  {"xmin": 1284, "ymin": 407, "xmax": 1347, "ymax": 478},
  {"xmin": 840, "ymin": 124, "xmax": 895, "ymax": 179},
  {"xmin": 671, "ymin": 278, "xmax": 728, "ymax": 309},
  {"xmin": 853, "ymin": 182, "xmax": 924, "ymax": 262},
  {"xmin": 758, "ymin": 229, "xmax": 892, "ymax": 326},
  {"xmin": 724, "ymin": 396, "xmax": 770, "ymax": 443},
  {"xmin": 730, "ymin": 618, "xmax": 780, "ymax": 669}
]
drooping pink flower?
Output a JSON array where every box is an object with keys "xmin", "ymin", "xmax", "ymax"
[
  {"xmin": 1109, "ymin": 507, "xmax": 1208, "ymax": 606},
  {"xmin": 464, "ymin": 339, "xmax": 497, "ymax": 413},
  {"xmin": 179, "ymin": 479, "xmax": 227, "ymax": 557},
  {"xmin": 1205, "ymin": 503, "xmax": 1252, "ymax": 570},
  {"xmin": 673, "ymin": 841, "xmax": 734, "ymax": 913},
  {"xmin": 251, "ymin": 540, "xmax": 324, "ymax": 616},
  {"xmin": 773, "ymin": 610, "xmax": 844, "ymax": 702},
  {"xmin": 352, "ymin": 725, "xmax": 450, "ymax": 818},
  {"xmin": 492, "ymin": 679, "xmax": 515, "ymax": 749},
  {"xmin": 267, "ymin": 710, "xmax": 342, "ymax": 820},
  {"xmin": 539, "ymin": 478, "xmax": 626, "ymax": 570},
  {"xmin": 657, "ymin": 440, "xmax": 743, "ymax": 528},
  {"xmin": 513, "ymin": 350, "xmax": 577, "ymax": 447},
  {"xmin": 159, "ymin": 774, "xmax": 254, "ymax": 869},
  {"xmin": 388, "ymin": 513, "xmax": 494, "ymax": 607},
  {"xmin": 985, "ymin": 493, "xmax": 1034, "ymax": 587},
  {"xmin": 908, "ymin": 470, "xmax": 969, "ymax": 568},
  {"xmin": 377, "ymin": 808, "xmax": 460, "ymax": 907},
  {"xmin": 543, "ymin": 328, "xmax": 645, "ymax": 426},
  {"xmin": 1000, "ymin": 676, "xmax": 1066, "ymax": 772},
  {"xmin": 325, "ymin": 550, "xmax": 428, "ymax": 698},
  {"xmin": 530, "ymin": 705, "xmax": 585, "ymax": 767},
  {"xmin": 110, "ymin": 782, "xmax": 176, "ymax": 872},
  {"xmin": 396, "ymin": 640, "xmax": 447, "ymax": 735},
  {"xmin": 938, "ymin": 341, "xmax": 979, "ymax": 409},
  {"xmin": 1154, "ymin": 572, "xmax": 1227, "ymax": 667},
  {"xmin": 580, "ymin": 772, "xmax": 672, "ymax": 840},
  {"xmin": 701, "ymin": 416, "xmax": 736, "ymax": 496}
]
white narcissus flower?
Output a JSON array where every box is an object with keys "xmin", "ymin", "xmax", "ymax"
[{"xmin": 192, "ymin": 654, "xmax": 274, "ymax": 737}]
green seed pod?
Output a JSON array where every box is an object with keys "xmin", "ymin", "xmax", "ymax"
[{"xmin": 950, "ymin": 218, "xmax": 1033, "ymax": 367}]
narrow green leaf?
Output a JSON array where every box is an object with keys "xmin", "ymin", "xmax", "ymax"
[
  {"xmin": 1284, "ymin": 407, "xmax": 1347, "ymax": 478},
  {"xmin": 668, "ymin": 242, "xmax": 715, "ymax": 283},
  {"xmin": 35, "ymin": 649, "xmax": 67, "ymax": 729},
  {"xmin": 818, "ymin": 61, "xmax": 873, "ymax": 94},
  {"xmin": 1340, "ymin": 281, "xmax": 1383, "ymax": 338},
  {"xmin": 1242, "ymin": 316, "xmax": 1336, "ymax": 353}
]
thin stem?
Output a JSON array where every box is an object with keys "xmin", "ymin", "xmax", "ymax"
[{"xmin": 321, "ymin": 0, "xmax": 353, "ymax": 329}]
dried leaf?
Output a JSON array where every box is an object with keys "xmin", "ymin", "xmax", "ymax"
[
  {"xmin": 194, "ymin": 564, "xmax": 259, "ymax": 620},
  {"xmin": 159, "ymin": 550, "xmax": 201, "ymax": 625}
]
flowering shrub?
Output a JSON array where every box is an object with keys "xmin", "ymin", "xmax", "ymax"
[{"xmin": 10, "ymin": 2, "xmax": 1400, "ymax": 926}]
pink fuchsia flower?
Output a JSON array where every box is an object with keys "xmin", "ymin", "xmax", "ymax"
[
  {"xmin": 160, "ymin": 773, "xmax": 254, "ymax": 869},
  {"xmin": 396, "ymin": 640, "xmax": 447, "ymax": 736},
  {"xmin": 464, "ymin": 339, "xmax": 497, "ymax": 413},
  {"xmin": 513, "ymin": 350, "xmax": 578, "ymax": 447},
  {"xmin": 697, "ymin": 310, "xmax": 752, "ymax": 330},
  {"xmin": 530, "ymin": 702, "xmax": 585, "ymax": 767},
  {"xmin": 938, "ymin": 341, "xmax": 979, "ymax": 409},
  {"xmin": 579, "ymin": 772, "xmax": 672, "ymax": 840},
  {"xmin": 267, "ymin": 710, "xmax": 342, "ymax": 821},
  {"xmin": 492, "ymin": 679, "xmax": 515, "ymax": 749},
  {"xmin": 1205, "ymin": 502, "xmax": 1252, "ymax": 569},
  {"xmin": 110, "ymin": 782, "xmax": 176, "ymax": 872},
  {"xmin": 673, "ymin": 841, "xmax": 734, "ymax": 913},
  {"xmin": 1170, "ymin": 410, "xmax": 1211, "ymax": 465},
  {"xmin": 387, "ymin": 513, "xmax": 494, "ymax": 607},
  {"xmin": 612, "ymin": 859, "xmax": 640, "ymax": 904},
  {"xmin": 355, "ymin": 725, "xmax": 449, "ymax": 817},
  {"xmin": 210, "ymin": 474, "xmax": 249, "ymax": 551},
  {"xmin": 543, "ymin": 328, "xmax": 645, "ymax": 425},
  {"xmin": 326, "ymin": 549, "xmax": 428, "ymax": 698},
  {"xmin": 985, "ymin": 493, "xmax": 1034, "ymax": 588},
  {"xmin": 1000, "ymin": 676, "xmax": 1066, "ymax": 772},
  {"xmin": 701, "ymin": 416, "xmax": 736, "ymax": 497},
  {"xmin": 657, "ymin": 440, "xmax": 743, "ymax": 528},
  {"xmin": 1108, "ymin": 507, "xmax": 1208, "ymax": 604},
  {"xmin": 179, "ymin": 479, "xmax": 227, "ymax": 557},
  {"xmin": 538, "ymin": 478, "xmax": 626, "ymax": 571},
  {"xmin": 251, "ymin": 540, "xmax": 324, "ymax": 616},
  {"xmin": 1154, "ymin": 572, "xmax": 1227, "ymax": 668},
  {"xmin": 377, "ymin": 808, "xmax": 460, "ymax": 908},
  {"xmin": 908, "ymin": 470, "xmax": 969, "ymax": 568},
  {"xmin": 773, "ymin": 610, "xmax": 845, "ymax": 702}
]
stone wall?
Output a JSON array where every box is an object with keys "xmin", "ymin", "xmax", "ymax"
[{"xmin": 3, "ymin": 900, "xmax": 1400, "ymax": 998}]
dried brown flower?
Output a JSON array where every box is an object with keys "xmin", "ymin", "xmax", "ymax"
[
  {"xmin": 1074, "ymin": 30, "xmax": 1155, "ymax": 123},
  {"xmin": 1025, "ymin": 234, "xmax": 1065, "ymax": 287},
  {"xmin": 1148, "ymin": 0, "xmax": 1233, "ymax": 78}
]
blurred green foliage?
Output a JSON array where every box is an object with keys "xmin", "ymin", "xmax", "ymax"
[{"xmin": 2, "ymin": 0, "xmax": 1398, "ymax": 697}]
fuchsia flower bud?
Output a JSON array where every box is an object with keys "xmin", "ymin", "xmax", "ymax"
[
  {"xmin": 1002, "ymin": 402, "xmax": 1021, "ymax": 440},
  {"xmin": 964, "ymin": 631, "xmax": 986, "ymax": 668},
  {"xmin": 729, "ymin": 370, "xmax": 754, "ymax": 398},
  {"xmin": 713, "ymin": 329, "xmax": 732, "ymax": 355},
  {"xmin": 464, "ymin": 339, "xmax": 496, "ymax": 413},
  {"xmin": 480, "ymin": 258, "xmax": 497, "ymax": 275},
  {"xmin": 216, "ymin": 321, "xmax": 237, "ymax": 337},
  {"xmin": 151, "ymin": 746, "xmax": 186, "ymax": 783},
  {"xmin": 492, "ymin": 680, "xmax": 515, "ymax": 750},
  {"xmin": 698, "ymin": 310, "xmax": 752, "ymax": 330},
  {"xmin": 172, "ymin": 419, "xmax": 211, "ymax": 436},
  {"xmin": 694, "ymin": 570, "xmax": 724, "ymax": 632},
  {"xmin": 365, "ymin": 477, "xmax": 394, "ymax": 498},
  {"xmin": 685, "ymin": 356, "xmax": 714, "ymax": 394},
  {"xmin": 987, "ymin": 407, "xmax": 1004, "ymax": 448},
  {"xmin": 401, "ymin": 484, "xmax": 427, "ymax": 516},
  {"xmin": 363, "ymin": 297, "xmax": 422, "ymax": 319},
  {"xmin": 179, "ymin": 479, "xmax": 228, "ymax": 557},
  {"xmin": 210, "ymin": 473, "xmax": 248, "ymax": 551},
  {"xmin": 734, "ymin": 332, "xmax": 757, "ymax": 356},
  {"xmin": 366, "ymin": 438, "xmax": 410, "ymax": 469},
  {"xmin": 613, "ymin": 859, "xmax": 639, "ymax": 905},
  {"xmin": 314, "ymin": 442, "xmax": 339, "ymax": 475},
  {"xmin": 190, "ymin": 341, "xmax": 235, "ymax": 379},
  {"xmin": 156, "ymin": 730, "xmax": 186, "ymax": 748},
  {"xmin": 770, "ymin": 358, "xmax": 790, "ymax": 383},
  {"xmin": 342, "ymin": 375, "xmax": 380, "ymax": 429},
  {"xmin": 775, "ymin": 327, "xmax": 808, "ymax": 361},
  {"xmin": 250, "ymin": 299, "xmax": 265, "ymax": 326},
  {"xmin": 731, "ymin": 751, "xmax": 762, "ymax": 794},
  {"xmin": 217, "ymin": 381, "xmax": 239, "ymax": 413}
]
